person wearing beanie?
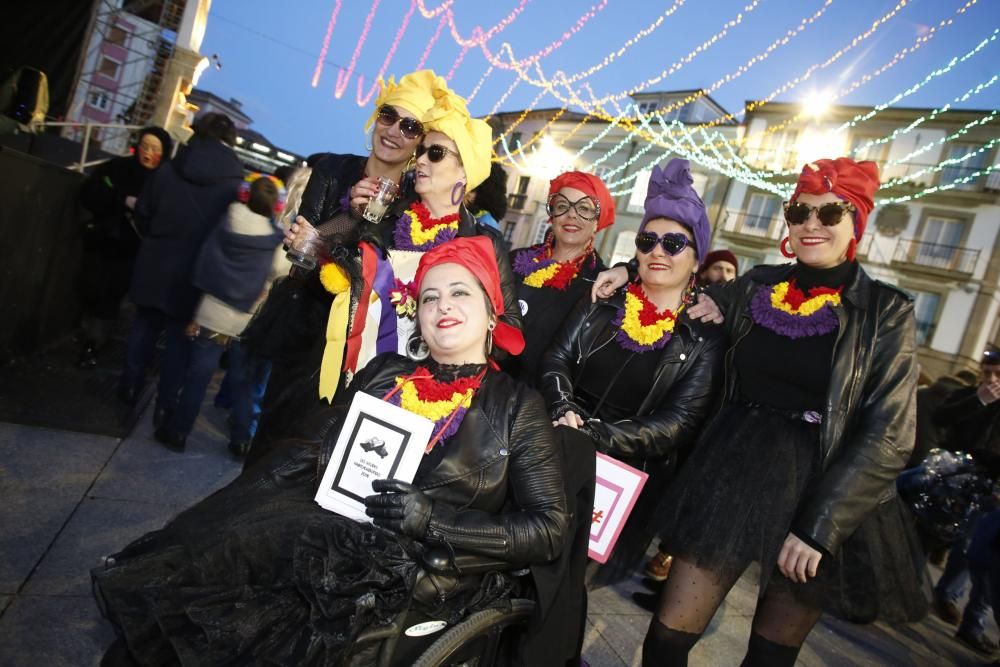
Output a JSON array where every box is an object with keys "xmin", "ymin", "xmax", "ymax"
[
  {"xmin": 637, "ymin": 157, "xmax": 927, "ymax": 667},
  {"xmin": 505, "ymin": 170, "xmax": 615, "ymax": 385},
  {"xmin": 539, "ymin": 159, "xmax": 724, "ymax": 589},
  {"xmin": 93, "ymin": 236, "xmax": 571, "ymax": 666},
  {"xmin": 77, "ymin": 126, "xmax": 173, "ymax": 368},
  {"xmin": 247, "ymin": 73, "xmax": 522, "ymax": 468},
  {"xmin": 697, "ymin": 248, "xmax": 739, "ymax": 286}
]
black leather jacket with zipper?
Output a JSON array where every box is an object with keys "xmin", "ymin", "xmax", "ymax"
[
  {"xmin": 538, "ymin": 291, "xmax": 724, "ymax": 470},
  {"xmin": 308, "ymin": 353, "xmax": 569, "ymax": 564},
  {"xmin": 711, "ymin": 262, "xmax": 918, "ymax": 554}
]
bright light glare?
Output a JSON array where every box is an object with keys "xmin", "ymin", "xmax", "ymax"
[{"xmin": 802, "ymin": 91, "xmax": 831, "ymax": 119}]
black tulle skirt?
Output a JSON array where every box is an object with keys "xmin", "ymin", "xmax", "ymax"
[
  {"xmin": 659, "ymin": 403, "xmax": 929, "ymax": 624},
  {"xmin": 91, "ymin": 444, "xmax": 508, "ymax": 666}
]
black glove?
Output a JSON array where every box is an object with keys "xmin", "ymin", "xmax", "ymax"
[{"xmin": 364, "ymin": 479, "xmax": 433, "ymax": 538}]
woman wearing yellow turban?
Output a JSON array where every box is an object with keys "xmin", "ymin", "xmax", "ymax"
[{"xmin": 246, "ymin": 72, "xmax": 521, "ymax": 468}]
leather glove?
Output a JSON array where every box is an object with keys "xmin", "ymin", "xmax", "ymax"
[{"xmin": 364, "ymin": 479, "xmax": 433, "ymax": 538}]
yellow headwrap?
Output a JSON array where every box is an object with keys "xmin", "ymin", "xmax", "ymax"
[
  {"xmin": 363, "ymin": 69, "xmax": 448, "ymax": 132},
  {"xmin": 421, "ymin": 87, "xmax": 493, "ymax": 190}
]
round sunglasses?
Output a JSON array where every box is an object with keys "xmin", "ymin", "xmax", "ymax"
[
  {"xmin": 416, "ymin": 143, "xmax": 462, "ymax": 163},
  {"xmin": 635, "ymin": 231, "xmax": 692, "ymax": 256},
  {"xmin": 376, "ymin": 105, "xmax": 425, "ymax": 140},
  {"xmin": 546, "ymin": 193, "xmax": 600, "ymax": 222},
  {"xmin": 782, "ymin": 200, "xmax": 855, "ymax": 226}
]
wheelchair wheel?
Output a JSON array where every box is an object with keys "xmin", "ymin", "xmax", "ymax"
[{"xmin": 412, "ymin": 599, "xmax": 535, "ymax": 667}]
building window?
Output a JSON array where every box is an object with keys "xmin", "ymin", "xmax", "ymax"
[
  {"xmin": 741, "ymin": 193, "xmax": 780, "ymax": 235},
  {"xmin": 610, "ymin": 231, "xmax": 637, "ymax": 266},
  {"xmin": 849, "ymin": 133, "xmax": 888, "ymax": 164},
  {"xmin": 509, "ymin": 132, "xmax": 523, "ymax": 148},
  {"xmin": 917, "ymin": 216, "xmax": 965, "ymax": 265},
  {"xmin": 905, "ymin": 289, "xmax": 941, "ymax": 346},
  {"xmin": 106, "ymin": 25, "xmax": 128, "ymax": 46},
  {"xmin": 98, "ymin": 56, "xmax": 121, "ymax": 81},
  {"xmin": 626, "ymin": 169, "xmax": 652, "ymax": 214},
  {"xmin": 940, "ymin": 143, "xmax": 987, "ymax": 190},
  {"xmin": 502, "ymin": 220, "xmax": 517, "ymax": 243},
  {"xmin": 638, "ymin": 102, "xmax": 658, "ymax": 114},
  {"xmin": 88, "ymin": 91, "xmax": 111, "ymax": 111},
  {"xmin": 507, "ymin": 176, "xmax": 530, "ymax": 210}
]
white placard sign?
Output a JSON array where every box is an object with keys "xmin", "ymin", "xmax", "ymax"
[
  {"xmin": 589, "ymin": 453, "xmax": 649, "ymax": 563},
  {"xmin": 315, "ymin": 391, "xmax": 434, "ymax": 522}
]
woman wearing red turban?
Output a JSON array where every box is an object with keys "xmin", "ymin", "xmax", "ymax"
[
  {"xmin": 93, "ymin": 237, "xmax": 572, "ymax": 666},
  {"xmin": 638, "ymin": 158, "xmax": 927, "ymax": 666},
  {"xmin": 505, "ymin": 170, "xmax": 616, "ymax": 384}
]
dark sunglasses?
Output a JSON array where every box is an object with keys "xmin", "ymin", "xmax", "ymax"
[
  {"xmin": 416, "ymin": 143, "xmax": 462, "ymax": 163},
  {"xmin": 782, "ymin": 200, "xmax": 855, "ymax": 226},
  {"xmin": 546, "ymin": 193, "xmax": 600, "ymax": 222},
  {"xmin": 376, "ymin": 105, "xmax": 425, "ymax": 140},
  {"xmin": 635, "ymin": 231, "xmax": 692, "ymax": 256}
]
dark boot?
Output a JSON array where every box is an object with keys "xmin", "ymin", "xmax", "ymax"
[
  {"xmin": 154, "ymin": 427, "xmax": 186, "ymax": 452},
  {"xmin": 740, "ymin": 632, "xmax": 802, "ymax": 667}
]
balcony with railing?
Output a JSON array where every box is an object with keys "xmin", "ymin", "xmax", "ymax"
[
  {"xmin": 507, "ymin": 192, "xmax": 534, "ymax": 212},
  {"xmin": 739, "ymin": 147, "xmax": 800, "ymax": 173},
  {"xmin": 719, "ymin": 210, "xmax": 781, "ymax": 241},
  {"xmin": 891, "ymin": 238, "xmax": 980, "ymax": 275}
]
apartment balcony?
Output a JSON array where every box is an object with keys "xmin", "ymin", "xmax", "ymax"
[
  {"xmin": 506, "ymin": 193, "xmax": 538, "ymax": 215},
  {"xmin": 718, "ymin": 210, "xmax": 781, "ymax": 246},
  {"xmin": 878, "ymin": 160, "xmax": 1000, "ymax": 202},
  {"xmin": 891, "ymin": 238, "xmax": 980, "ymax": 276}
]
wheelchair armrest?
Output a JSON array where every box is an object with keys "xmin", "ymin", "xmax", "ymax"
[{"xmin": 421, "ymin": 545, "xmax": 525, "ymax": 576}]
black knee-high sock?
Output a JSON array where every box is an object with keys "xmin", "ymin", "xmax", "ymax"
[
  {"xmin": 740, "ymin": 631, "xmax": 802, "ymax": 667},
  {"xmin": 642, "ymin": 618, "xmax": 701, "ymax": 667}
]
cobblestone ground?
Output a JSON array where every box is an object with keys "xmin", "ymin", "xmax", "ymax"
[{"xmin": 0, "ymin": 390, "xmax": 995, "ymax": 666}]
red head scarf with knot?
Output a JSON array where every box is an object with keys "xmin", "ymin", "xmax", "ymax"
[
  {"xmin": 791, "ymin": 158, "xmax": 880, "ymax": 261},
  {"xmin": 548, "ymin": 171, "xmax": 616, "ymax": 231},
  {"xmin": 414, "ymin": 237, "xmax": 525, "ymax": 356}
]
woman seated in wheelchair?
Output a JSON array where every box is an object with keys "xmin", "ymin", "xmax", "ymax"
[{"xmin": 93, "ymin": 236, "xmax": 569, "ymax": 666}]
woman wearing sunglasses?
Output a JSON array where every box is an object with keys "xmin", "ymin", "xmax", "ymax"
[
  {"xmin": 539, "ymin": 159, "xmax": 724, "ymax": 586},
  {"xmin": 246, "ymin": 70, "xmax": 443, "ymax": 460},
  {"xmin": 638, "ymin": 158, "xmax": 926, "ymax": 667},
  {"xmin": 247, "ymin": 75, "xmax": 522, "ymax": 467},
  {"xmin": 504, "ymin": 171, "xmax": 615, "ymax": 385}
]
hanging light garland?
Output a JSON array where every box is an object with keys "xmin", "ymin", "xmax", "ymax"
[{"xmin": 356, "ymin": 0, "xmax": 418, "ymax": 105}]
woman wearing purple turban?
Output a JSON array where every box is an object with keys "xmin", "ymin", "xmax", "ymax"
[{"xmin": 539, "ymin": 159, "xmax": 723, "ymax": 587}]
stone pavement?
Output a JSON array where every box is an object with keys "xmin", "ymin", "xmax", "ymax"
[{"xmin": 0, "ymin": 393, "xmax": 996, "ymax": 666}]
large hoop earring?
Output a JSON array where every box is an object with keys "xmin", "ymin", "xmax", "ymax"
[
  {"xmin": 406, "ymin": 333, "xmax": 429, "ymax": 360},
  {"xmin": 451, "ymin": 181, "xmax": 466, "ymax": 206},
  {"xmin": 780, "ymin": 237, "xmax": 796, "ymax": 259},
  {"xmin": 484, "ymin": 322, "xmax": 495, "ymax": 356}
]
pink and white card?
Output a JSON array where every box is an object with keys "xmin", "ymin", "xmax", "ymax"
[{"xmin": 589, "ymin": 453, "xmax": 649, "ymax": 563}]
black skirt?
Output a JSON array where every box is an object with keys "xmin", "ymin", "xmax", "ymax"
[
  {"xmin": 659, "ymin": 403, "xmax": 928, "ymax": 623},
  {"xmin": 91, "ymin": 443, "xmax": 508, "ymax": 665}
]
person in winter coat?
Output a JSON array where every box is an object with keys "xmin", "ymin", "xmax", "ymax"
[
  {"xmin": 152, "ymin": 174, "xmax": 285, "ymax": 454},
  {"xmin": 118, "ymin": 112, "xmax": 243, "ymax": 423},
  {"xmin": 539, "ymin": 161, "xmax": 723, "ymax": 589},
  {"xmin": 77, "ymin": 126, "xmax": 172, "ymax": 367}
]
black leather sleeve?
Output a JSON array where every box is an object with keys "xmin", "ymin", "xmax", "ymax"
[
  {"xmin": 584, "ymin": 330, "xmax": 724, "ymax": 460},
  {"xmin": 538, "ymin": 295, "xmax": 595, "ymax": 421},
  {"xmin": 424, "ymin": 389, "xmax": 569, "ymax": 563},
  {"xmin": 296, "ymin": 156, "xmax": 338, "ymax": 226},
  {"xmin": 794, "ymin": 292, "xmax": 918, "ymax": 553}
]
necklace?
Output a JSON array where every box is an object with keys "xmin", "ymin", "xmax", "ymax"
[
  {"xmin": 393, "ymin": 201, "xmax": 460, "ymax": 251},
  {"xmin": 749, "ymin": 278, "xmax": 842, "ymax": 339},
  {"xmin": 613, "ymin": 283, "xmax": 683, "ymax": 353},
  {"xmin": 384, "ymin": 366, "xmax": 486, "ymax": 452},
  {"xmin": 512, "ymin": 238, "xmax": 592, "ymax": 290}
]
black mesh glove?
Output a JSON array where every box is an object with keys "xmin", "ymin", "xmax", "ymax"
[{"xmin": 364, "ymin": 479, "xmax": 433, "ymax": 538}]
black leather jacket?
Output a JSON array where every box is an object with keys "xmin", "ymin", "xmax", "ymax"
[
  {"xmin": 310, "ymin": 353, "xmax": 569, "ymax": 564},
  {"xmin": 539, "ymin": 292, "xmax": 724, "ymax": 468},
  {"xmin": 297, "ymin": 153, "xmax": 367, "ymax": 226},
  {"xmin": 713, "ymin": 263, "xmax": 918, "ymax": 553}
]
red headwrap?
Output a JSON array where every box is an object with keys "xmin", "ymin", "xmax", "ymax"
[
  {"xmin": 413, "ymin": 237, "xmax": 525, "ymax": 356},
  {"xmin": 548, "ymin": 171, "xmax": 616, "ymax": 231},
  {"xmin": 791, "ymin": 158, "xmax": 880, "ymax": 261}
]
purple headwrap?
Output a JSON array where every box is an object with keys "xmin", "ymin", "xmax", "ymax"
[{"xmin": 639, "ymin": 159, "xmax": 710, "ymax": 263}]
